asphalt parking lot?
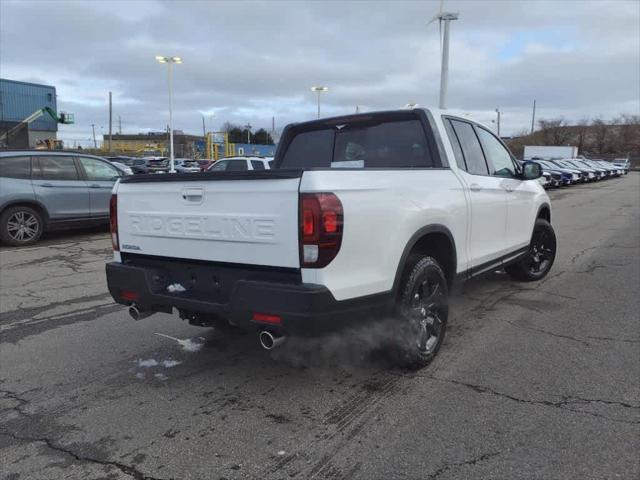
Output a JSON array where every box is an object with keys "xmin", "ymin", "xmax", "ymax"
[{"xmin": 1, "ymin": 174, "xmax": 638, "ymax": 480}]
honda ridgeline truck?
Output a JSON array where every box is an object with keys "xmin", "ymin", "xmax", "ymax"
[{"xmin": 106, "ymin": 109, "xmax": 556, "ymax": 368}]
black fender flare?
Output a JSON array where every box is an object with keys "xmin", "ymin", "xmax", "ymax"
[
  {"xmin": 392, "ymin": 224, "xmax": 458, "ymax": 294},
  {"xmin": 536, "ymin": 202, "xmax": 551, "ymax": 222}
]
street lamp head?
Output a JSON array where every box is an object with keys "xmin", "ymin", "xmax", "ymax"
[
  {"xmin": 155, "ymin": 55, "xmax": 183, "ymax": 64},
  {"xmin": 311, "ymin": 86, "xmax": 328, "ymax": 92}
]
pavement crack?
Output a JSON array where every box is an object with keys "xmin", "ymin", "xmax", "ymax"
[
  {"xmin": 427, "ymin": 451, "xmax": 500, "ymax": 479},
  {"xmin": 0, "ymin": 430, "xmax": 166, "ymax": 480},
  {"xmin": 503, "ymin": 319, "xmax": 591, "ymax": 346},
  {"xmin": 429, "ymin": 376, "xmax": 640, "ymax": 424}
]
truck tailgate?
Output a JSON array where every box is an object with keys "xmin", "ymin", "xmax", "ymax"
[{"xmin": 116, "ymin": 172, "xmax": 302, "ymax": 268}]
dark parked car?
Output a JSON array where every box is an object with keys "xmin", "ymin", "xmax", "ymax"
[
  {"xmin": 0, "ymin": 151, "xmax": 124, "ymax": 245},
  {"xmin": 106, "ymin": 156, "xmax": 149, "ymax": 174}
]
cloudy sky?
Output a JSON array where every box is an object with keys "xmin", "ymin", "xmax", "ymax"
[{"xmin": 1, "ymin": 0, "xmax": 638, "ymax": 145}]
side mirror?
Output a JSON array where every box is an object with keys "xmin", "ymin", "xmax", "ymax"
[{"xmin": 522, "ymin": 161, "xmax": 542, "ymax": 180}]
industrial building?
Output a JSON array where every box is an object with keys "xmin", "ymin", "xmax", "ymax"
[
  {"xmin": 106, "ymin": 131, "xmax": 204, "ymax": 157},
  {"xmin": 0, "ymin": 78, "xmax": 58, "ymax": 148},
  {"xmin": 108, "ymin": 131, "xmax": 276, "ymax": 159}
]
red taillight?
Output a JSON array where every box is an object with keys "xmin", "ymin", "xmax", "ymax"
[
  {"xmin": 109, "ymin": 194, "xmax": 119, "ymax": 251},
  {"xmin": 252, "ymin": 313, "xmax": 282, "ymax": 325},
  {"xmin": 121, "ymin": 290, "xmax": 138, "ymax": 301},
  {"xmin": 299, "ymin": 193, "xmax": 343, "ymax": 268}
]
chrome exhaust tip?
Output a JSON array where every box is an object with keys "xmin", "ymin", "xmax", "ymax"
[
  {"xmin": 258, "ymin": 330, "xmax": 286, "ymax": 350},
  {"xmin": 128, "ymin": 305, "xmax": 153, "ymax": 321}
]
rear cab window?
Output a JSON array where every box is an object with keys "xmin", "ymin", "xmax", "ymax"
[
  {"xmin": 278, "ymin": 111, "xmax": 439, "ymax": 169},
  {"xmin": 0, "ymin": 156, "xmax": 32, "ymax": 179}
]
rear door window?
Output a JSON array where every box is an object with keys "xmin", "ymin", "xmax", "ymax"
[
  {"xmin": 33, "ymin": 156, "xmax": 80, "ymax": 181},
  {"xmin": 0, "ymin": 156, "xmax": 31, "ymax": 179},
  {"xmin": 226, "ymin": 160, "xmax": 248, "ymax": 171},
  {"xmin": 443, "ymin": 119, "xmax": 466, "ymax": 170},
  {"xmin": 449, "ymin": 120, "xmax": 489, "ymax": 175},
  {"xmin": 280, "ymin": 117, "xmax": 434, "ymax": 169}
]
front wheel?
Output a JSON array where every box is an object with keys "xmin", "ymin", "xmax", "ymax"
[
  {"xmin": 393, "ymin": 256, "xmax": 449, "ymax": 369},
  {"xmin": 505, "ymin": 219, "xmax": 556, "ymax": 281}
]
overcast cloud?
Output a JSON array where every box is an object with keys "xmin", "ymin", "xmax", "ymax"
[{"xmin": 1, "ymin": 0, "xmax": 638, "ymax": 145}]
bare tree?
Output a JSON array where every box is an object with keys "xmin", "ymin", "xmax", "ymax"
[
  {"xmin": 537, "ymin": 118, "xmax": 573, "ymax": 145},
  {"xmin": 590, "ymin": 118, "xmax": 610, "ymax": 154}
]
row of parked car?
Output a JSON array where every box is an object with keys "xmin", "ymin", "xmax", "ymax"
[
  {"xmin": 105, "ymin": 156, "xmax": 274, "ymax": 174},
  {"xmin": 0, "ymin": 147, "xmax": 630, "ymax": 247},
  {"xmin": 0, "ymin": 151, "xmax": 276, "ymax": 246},
  {"xmin": 530, "ymin": 157, "xmax": 630, "ymax": 188}
]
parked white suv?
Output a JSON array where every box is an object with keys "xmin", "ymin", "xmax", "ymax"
[
  {"xmin": 208, "ymin": 156, "xmax": 273, "ymax": 171},
  {"xmin": 106, "ymin": 109, "xmax": 555, "ymax": 368}
]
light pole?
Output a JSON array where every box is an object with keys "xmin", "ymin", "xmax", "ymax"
[
  {"xmin": 155, "ymin": 55, "xmax": 182, "ymax": 172},
  {"xmin": 427, "ymin": 6, "xmax": 459, "ymax": 109},
  {"xmin": 310, "ymin": 86, "xmax": 328, "ymax": 119},
  {"xmin": 245, "ymin": 123, "xmax": 252, "ymax": 144},
  {"xmin": 495, "ymin": 108, "xmax": 501, "ymax": 137}
]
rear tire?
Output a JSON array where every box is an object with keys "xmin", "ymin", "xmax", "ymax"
[
  {"xmin": 0, "ymin": 206, "xmax": 44, "ymax": 246},
  {"xmin": 392, "ymin": 255, "xmax": 449, "ymax": 369},
  {"xmin": 505, "ymin": 219, "xmax": 556, "ymax": 282}
]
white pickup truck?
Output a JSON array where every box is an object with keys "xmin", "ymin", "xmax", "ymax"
[{"xmin": 106, "ymin": 108, "xmax": 556, "ymax": 368}]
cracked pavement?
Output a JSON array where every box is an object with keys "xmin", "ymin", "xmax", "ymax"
[{"xmin": 1, "ymin": 174, "xmax": 638, "ymax": 479}]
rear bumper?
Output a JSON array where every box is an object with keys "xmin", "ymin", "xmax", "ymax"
[{"xmin": 106, "ymin": 260, "xmax": 393, "ymax": 336}]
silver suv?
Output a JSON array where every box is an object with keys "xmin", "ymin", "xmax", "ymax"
[{"xmin": 0, "ymin": 151, "xmax": 124, "ymax": 246}]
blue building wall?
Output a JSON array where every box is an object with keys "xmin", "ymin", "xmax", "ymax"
[
  {"xmin": 0, "ymin": 79, "xmax": 57, "ymax": 132},
  {"xmin": 233, "ymin": 143, "xmax": 276, "ymax": 157}
]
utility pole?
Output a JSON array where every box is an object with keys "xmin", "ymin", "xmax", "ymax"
[
  {"xmin": 91, "ymin": 124, "xmax": 97, "ymax": 149},
  {"xmin": 202, "ymin": 116, "xmax": 206, "ymax": 138},
  {"xmin": 495, "ymin": 108, "xmax": 501, "ymax": 137},
  {"xmin": 438, "ymin": 13, "xmax": 458, "ymax": 109},
  {"xmin": 531, "ymin": 99, "xmax": 537, "ymax": 134},
  {"xmin": 245, "ymin": 123, "xmax": 252, "ymax": 144},
  {"xmin": 108, "ymin": 91, "xmax": 113, "ymax": 153},
  {"xmin": 118, "ymin": 116, "xmax": 122, "ymax": 134},
  {"xmin": 427, "ymin": 6, "xmax": 459, "ymax": 110}
]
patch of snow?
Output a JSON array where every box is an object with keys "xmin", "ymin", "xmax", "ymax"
[
  {"xmin": 137, "ymin": 358, "xmax": 159, "ymax": 368},
  {"xmin": 135, "ymin": 372, "xmax": 145, "ymax": 380},
  {"xmin": 166, "ymin": 283, "xmax": 186, "ymax": 293},
  {"xmin": 162, "ymin": 359, "xmax": 182, "ymax": 368},
  {"xmin": 277, "ymin": 450, "xmax": 286, "ymax": 456},
  {"xmin": 154, "ymin": 373, "xmax": 169, "ymax": 381}
]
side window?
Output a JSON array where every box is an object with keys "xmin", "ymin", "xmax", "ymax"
[
  {"xmin": 443, "ymin": 119, "xmax": 466, "ymax": 170},
  {"xmin": 34, "ymin": 156, "xmax": 80, "ymax": 181},
  {"xmin": 251, "ymin": 160, "xmax": 265, "ymax": 170},
  {"xmin": 226, "ymin": 160, "xmax": 248, "ymax": 171},
  {"xmin": 210, "ymin": 160, "xmax": 229, "ymax": 171},
  {"xmin": 475, "ymin": 128, "xmax": 516, "ymax": 177},
  {"xmin": 0, "ymin": 156, "xmax": 31, "ymax": 179},
  {"xmin": 450, "ymin": 120, "xmax": 489, "ymax": 175},
  {"xmin": 79, "ymin": 157, "xmax": 119, "ymax": 181}
]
